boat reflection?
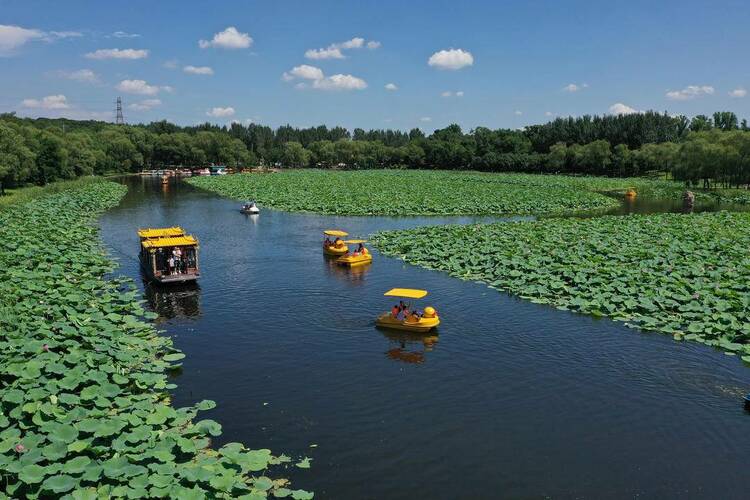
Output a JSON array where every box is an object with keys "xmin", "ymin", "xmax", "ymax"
[
  {"xmin": 143, "ymin": 282, "xmax": 201, "ymax": 321},
  {"xmin": 380, "ymin": 330, "xmax": 439, "ymax": 364},
  {"xmin": 323, "ymin": 255, "xmax": 371, "ymax": 284}
]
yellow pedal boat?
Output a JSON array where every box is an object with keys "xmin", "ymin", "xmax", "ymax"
[
  {"xmin": 336, "ymin": 239, "xmax": 373, "ymax": 267},
  {"xmin": 323, "ymin": 229, "xmax": 349, "ymax": 256},
  {"xmin": 375, "ymin": 288, "xmax": 440, "ymax": 333}
]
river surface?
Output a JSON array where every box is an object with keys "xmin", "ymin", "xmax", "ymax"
[{"xmin": 100, "ymin": 176, "xmax": 750, "ymax": 499}]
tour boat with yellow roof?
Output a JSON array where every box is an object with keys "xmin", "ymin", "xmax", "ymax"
[
  {"xmin": 323, "ymin": 229, "xmax": 349, "ymax": 256},
  {"xmin": 376, "ymin": 288, "xmax": 440, "ymax": 333},
  {"xmin": 138, "ymin": 226, "xmax": 200, "ymax": 284},
  {"xmin": 336, "ymin": 239, "xmax": 373, "ymax": 267}
]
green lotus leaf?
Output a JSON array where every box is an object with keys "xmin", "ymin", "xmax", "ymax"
[
  {"xmin": 18, "ymin": 463, "xmax": 46, "ymax": 484},
  {"xmin": 192, "ymin": 419, "xmax": 222, "ymax": 437},
  {"xmin": 41, "ymin": 473, "xmax": 77, "ymax": 493}
]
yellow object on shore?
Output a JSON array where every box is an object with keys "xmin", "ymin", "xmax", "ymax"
[{"xmin": 625, "ymin": 188, "xmax": 637, "ymax": 198}]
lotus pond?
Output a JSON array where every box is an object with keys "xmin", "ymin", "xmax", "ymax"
[
  {"xmin": 0, "ymin": 179, "xmax": 310, "ymax": 499},
  {"xmin": 94, "ymin": 176, "xmax": 750, "ymax": 499},
  {"xmin": 372, "ymin": 212, "xmax": 750, "ymax": 358}
]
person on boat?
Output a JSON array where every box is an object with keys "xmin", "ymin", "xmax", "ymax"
[
  {"xmin": 391, "ymin": 304, "xmax": 400, "ymax": 318},
  {"xmin": 168, "ymin": 255, "xmax": 175, "ymax": 275}
]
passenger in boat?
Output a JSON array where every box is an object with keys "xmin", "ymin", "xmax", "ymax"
[
  {"xmin": 334, "ymin": 237, "xmax": 342, "ymax": 247},
  {"xmin": 168, "ymin": 255, "xmax": 175, "ymax": 275},
  {"xmin": 391, "ymin": 304, "xmax": 400, "ymax": 318}
]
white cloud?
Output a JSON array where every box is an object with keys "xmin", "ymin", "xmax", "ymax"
[
  {"xmin": 21, "ymin": 94, "xmax": 69, "ymax": 109},
  {"xmin": 56, "ymin": 69, "xmax": 99, "ymax": 83},
  {"xmin": 283, "ymin": 64, "xmax": 324, "ymax": 81},
  {"xmin": 428, "ymin": 48, "xmax": 473, "ymax": 70},
  {"xmin": 563, "ymin": 83, "xmax": 588, "ymax": 92},
  {"xmin": 665, "ymin": 85, "xmax": 714, "ymax": 101},
  {"xmin": 199, "ymin": 27, "xmax": 252, "ymax": 49},
  {"xmin": 0, "ymin": 25, "xmax": 45, "ymax": 54},
  {"xmin": 385, "ymin": 83, "xmax": 398, "ymax": 91},
  {"xmin": 111, "ymin": 31, "xmax": 140, "ymax": 38},
  {"xmin": 456, "ymin": 91, "xmax": 464, "ymax": 97},
  {"xmin": 729, "ymin": 88, "xmax": 747, "ymax": 98},
  {"xmin": 116, "ymin": 79, "xmax": 169, "ymax": 95},
  {"xmin": 283, "ymin": 64, "xmax": 366, "ymax": 91},
  {"xmin": 0, "ymin": 25, "xmax": 84, "ymax": 55},
  {"xmin": 206, "ymin": 106, "xmax": 235, "ymax": 118},
  {"xmin": 313, "ymin": 74, "xmax": 367, "ymax": 91},
  {"xmin": 305, "ymin": 47, "xmax": 344, "ymax": 60},
  {"xmin": 420, "ymin": 117, "xmax": 432, "ymax": 122},
  {"xmin": 304, "ymin": 36, "xmax": 378, "ymax": 60},
  {"xmin": 545, "ymin": 111, "xmax": 554, "ymax": 117},
  {"xmin": 441, "ymin": 90, "xmax": 464, "ymax": 97},
  {"xmin": 163, "ymin": 59, "xmax": 178, "ymax": 69},
  {"xmin": 85, "ymin": 48, "xmax": 148, "ymax": 60},
  {"xmin": 514, "ymin": 110, "xmax": 523, "ymax": 116},
  {"xmin": 608, "ymin": 102, "xmax": 638, "ymax": 115},
  {"xmin": 128, "ymin": 98, "xmax": 161, "ymax": 111},
  {"xmin": 183, "ymin": 65, "xmax": 214, "ymax": 75}
]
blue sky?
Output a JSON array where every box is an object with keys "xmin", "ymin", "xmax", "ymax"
[{"xmin": 2, "ymin": 0, "xmax": 749, "ymax": 131}]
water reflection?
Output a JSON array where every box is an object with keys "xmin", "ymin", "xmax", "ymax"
[
  {"xmin": 381, "ymin": 329, "xmax": 439, "ymax": 364},
  {"xmin": 143, "ymin": 282, "xmax": 201, "ymax": 321},
  {"xmin": 323, "ymin": 255, "xmax": 371, "ymax": 284}
]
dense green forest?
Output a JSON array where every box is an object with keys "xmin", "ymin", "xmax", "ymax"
[{"xmin": 1, "ymin": 110, "xmax": 749, "ymax": 192}]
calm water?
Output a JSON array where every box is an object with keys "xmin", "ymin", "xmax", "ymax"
[{"xmin": 100, "ymin": 177, "xmax": 750, "ymax": 499}]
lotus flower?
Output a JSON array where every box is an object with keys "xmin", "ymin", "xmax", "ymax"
[{"xmin": 14, "ymin": 444, "xmax": 25, "ymax": 453}]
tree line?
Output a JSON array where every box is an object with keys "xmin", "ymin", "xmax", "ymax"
[{"xmin": 1, "ymin": 110, "xmax": 749, "ymax": 193}]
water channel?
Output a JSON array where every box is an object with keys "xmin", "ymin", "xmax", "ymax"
[{"xmin": 99, "ymin": 176, "xmax": 750, "ymax": 499}]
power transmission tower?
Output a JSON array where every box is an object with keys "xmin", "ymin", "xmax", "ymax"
[{"xmin": 115, "ymin": 96, "xmax": 124, "ymax": 125}]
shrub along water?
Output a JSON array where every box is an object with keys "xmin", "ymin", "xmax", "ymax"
[
  {"xmin": 187, "ymin": 170, "xmax": 626, "ymax": 216},
  {"xmin": 0, "ymin": 180, "xmax": 311, "ymax": 498},
  {"xmin": 372, "ymin": 212, "xmax": 750, "ymax": 358}
]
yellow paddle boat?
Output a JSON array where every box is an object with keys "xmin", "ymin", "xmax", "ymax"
[
  {"xmin": 323, "ymin": 230, "xmax": 349, "ymax": 256},
  {"xmin": 376, "ymin": 288, "xmax": 440, "ymax": 333},
  {"xmin": 336, "ymin": 239, "xmax": 373, "ymax": 267},
  {"xmin": 624, "ymin": 188, "xmax": 637, "ymax": 199}
]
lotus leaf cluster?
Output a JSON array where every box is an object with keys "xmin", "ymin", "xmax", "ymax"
[
  {"xmin": 187, "ymin": 170, "xmax": 640, "ymax": 216},
  {"xmin": 372, "ymin": 212, "xmax": 750, "ymax": 357},
  {"xmin": 0, "ymin": 180, "xmax": 311, "ymax": 498}
]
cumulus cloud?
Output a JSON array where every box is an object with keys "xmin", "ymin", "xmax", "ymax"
[
  {"xmin": 282, "ymin": 64, "xmax": 324, "ymax": 81},
  {"xmin": 282, "ymin": 64, "xmax": 366, "ymax": 91},
  {"xmin": 729, "ymin": 88, "xmax": 747, "ymax": 98},
  {"xmin": 305, "ymin": 36, "xmax": 379, "ymax": 60},
  {"xmin": 128, "ymin": 98, "xmax": 161, "ymax": 111},
  {"xmin": 428, "ymin": 48, "xmax": 473, "ymax": 70},
  {"xmin": 199, "ymin": 27, "xmax": 252, "ymax": 49},
  {"xmin": 608, "ymin": 102, "xmax": 639, "ymax": 115},
  {"xmin": 312, "ymin": 74, "xmax": 367, "ymax": 91},
  {"xmin": 183, "ymin": 65, "xmax": 214, "ymax": 75},
  {"xmin": 563, "ymin": 83, "xmax": 588, "ymax": 92},
  {"xmin": 385, "ymin": 83, "xmax": 398, "ymax": 91},
  {"xmin": 85, "ymin": 48, "xmax": 148, "ymax": 60},
  {"xmin": 21, "ymin": 94, "xmax": 69, "ymax": 109},
  {"xmin": 116, "ymin": 79, "xmax": 169, "ymax": 95},
  {"xmin": 545, "ymin": 111, "xmax": 554, "ymax": 117},
  {"xmin": 665, "ymin": 85, "xmax": 714, "ymax": 101},
  {"xmin": 56, "ymin": 69, "xmax": 99, "ymax": 83},
  {"xmin": 206, "ymin": 106, "xmax": 235, "ymax": 117}
]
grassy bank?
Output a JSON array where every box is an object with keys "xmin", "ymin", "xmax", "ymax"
[
  {"xmin": 372, "ymin": 212, "xmax": 750, "ymax": 358},
  {"xmin": 0, "ymin": 180, "xmax": 310, "ymax": 498},
  {"xmin": 187, "ymin": 170, "xmax": 626, "ymax": 216}
]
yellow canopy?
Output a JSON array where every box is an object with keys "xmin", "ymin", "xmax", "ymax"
[
  {"xmin": 141, "ymin": 235, "xmax": 198, "ymax": 249},
  {"xmin": 324, "ymin": 230, "xmax": 348, "ymax": 237},
  {"xmin": 384, "ymin": 288, "xmax": 428, "ymax": 299},
  {"xmin": 138, "ymin": 227, "xmax": 185, "ymax": 239},
  {"xmin": 344, "ymin": 239, "xmax": 367, "ymax": 244}
]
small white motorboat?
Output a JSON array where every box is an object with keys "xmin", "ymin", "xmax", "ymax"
[{"xmin": 240, "ymin": 201, "xmax": 260, "ymax": 214}]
